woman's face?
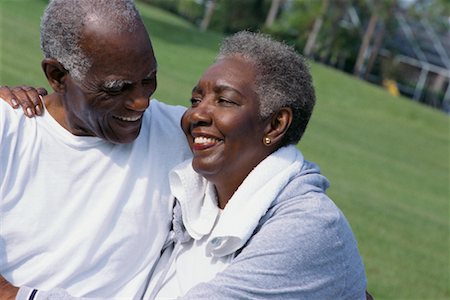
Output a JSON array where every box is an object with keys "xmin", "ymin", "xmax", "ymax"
[{"xmin": 181, "ymin": 56, "xmax": 272, "ymax": 191}]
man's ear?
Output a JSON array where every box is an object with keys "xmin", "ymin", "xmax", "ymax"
[
  {"xmin": 263, "ymin": 107, "xmax": 293, "ymax": 146},
  {"xmin": 41, "ymin": 58, "xmax": 68, "ymax": 93}
]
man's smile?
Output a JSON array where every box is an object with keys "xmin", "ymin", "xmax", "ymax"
[{"xmin": 113, "ymin": 115, "xmax": 142, "ymax": 122}]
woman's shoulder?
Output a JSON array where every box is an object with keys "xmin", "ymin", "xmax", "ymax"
[
  {"xmin": 265, "ymin": 161, "xmax": 337, "ymax": 221},
  {"xmin": 239, "ymin": 173, "xmax": 366, "ymax": 298}
]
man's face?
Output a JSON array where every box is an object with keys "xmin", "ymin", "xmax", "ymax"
[{"xmin": 62, "ymin": 21, "xmax": 157, "ymax": 144}]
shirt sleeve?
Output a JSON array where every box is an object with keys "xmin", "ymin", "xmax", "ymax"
[
  {"xmin": 16, "ymin": 287, "xmax": 98, "ymax": 300},
  {"xmin": 179, "ymin": 194, "xmax": 367, "ymax": 300}
]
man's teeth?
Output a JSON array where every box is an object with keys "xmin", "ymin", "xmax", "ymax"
[
  {"xmin": 115, "ymin": 115, "xmax": 141, "ymax": 122},
  {"xmin": 194, "ymin": 137, "xmax": 220, "ymax": 144}
]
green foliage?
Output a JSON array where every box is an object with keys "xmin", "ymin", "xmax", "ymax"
[
  {"xmin": 140, "ymin": 0, "xmax": 180, "ymax": 14},
  {"xmin": 177, "ymin": 0, "xmax": 204, "ymax": 24},
  {"xmin": 1, "ymin": 2, "xmax": 449, "ymax": 299},
  {"xmin": 212, "ymin": 0, "xmax": 270, "ymax": 33},
  {"xmin": 265, "ymin": 0, "xmax": 322, "ymax": 49},
  {"xmin": 143, "ymin": 0, "xmax": 272, "ymax": 34}
]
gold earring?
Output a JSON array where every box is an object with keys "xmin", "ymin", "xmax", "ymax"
[{"xmin": 263, "ymin": 137, "xmax": 271, "ymax": 145}]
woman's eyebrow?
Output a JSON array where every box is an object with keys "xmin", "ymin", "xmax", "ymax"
[{"xmin": 214, "ymin": 84, "xmax": 243, "ymax": 96}]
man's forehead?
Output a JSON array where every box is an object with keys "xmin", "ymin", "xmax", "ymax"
[
  {"xmin": 83, "ymin": 11, "xmax": 139, "ymax": 35},
  {"xmin": 80, "ymin": 22, "xmax": 154, "ymax": 63}
]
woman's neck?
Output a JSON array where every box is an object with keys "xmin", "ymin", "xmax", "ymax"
[{"xmin": 214, "ymin": 181, "xmax": 240, "ymax": 209}]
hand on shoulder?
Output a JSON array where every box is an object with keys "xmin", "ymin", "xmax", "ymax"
[{"xmin": 0, "ymin": 85, "xmax": 47, "ymax": 117}]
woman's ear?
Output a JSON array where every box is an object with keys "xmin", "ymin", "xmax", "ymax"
[
  {"xmin": 41, "ymin": 58, "xmax": 68, "ymax": 93},
  {"xmin": 263, "ymin": 107, "xmax": 293, "ymax": 146}
]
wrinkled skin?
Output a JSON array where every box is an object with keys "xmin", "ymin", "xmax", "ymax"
[
  {"xmin": 42, "ymin": 19, "xmax": 157, "ymax": 144},
  {"xmin": 1, "ymin": 18, "xmax": 157, "ymax": 145}
]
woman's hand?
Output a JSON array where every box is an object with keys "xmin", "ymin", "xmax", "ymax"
[{"xmin": 0, "ymin": 85, "xmax": 47, "ymax": 117}]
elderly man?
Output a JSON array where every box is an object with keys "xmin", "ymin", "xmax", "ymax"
[{"xmin": 0, "ymin": 0, "xmax": 190, "ymax": 299}]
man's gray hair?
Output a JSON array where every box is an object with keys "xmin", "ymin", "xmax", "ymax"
[
  {"xmin": 40, "ymin": 0, "xmax": 140, "ymax": 81},
  {"xmin": 217, "ymin": 31, "xmax": 316, "ymax": 146}
]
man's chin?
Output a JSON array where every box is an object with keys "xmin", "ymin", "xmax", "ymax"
[
  {"xmin": 105, "ymin": 133, "xmax": 139, "ymax": 144},
  {"xmin": 105, "ymin": 122, "xmax": 142, "ymax": 144},
  {"xmin": 106, "ymin": 128, "xmax": 141, "ymax": 144}
]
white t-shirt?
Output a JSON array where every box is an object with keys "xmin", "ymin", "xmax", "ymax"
[{"xmin": 0, "ymin": 99, "xmax": 191, "ymax": 299}]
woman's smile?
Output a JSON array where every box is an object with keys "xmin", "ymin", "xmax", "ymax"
[{"xmin": 192, "ymin": 136, "xmax": 223, "ymax": 151}]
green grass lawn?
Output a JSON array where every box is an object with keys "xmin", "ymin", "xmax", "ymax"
[{"xmin": 1, "ymin": 1, "xmax": 449, "ymax": 299}]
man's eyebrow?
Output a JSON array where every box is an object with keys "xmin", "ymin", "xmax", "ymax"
[{"xmin": 102, "ymin": 79, "xmax": 133, "ymax": 89}]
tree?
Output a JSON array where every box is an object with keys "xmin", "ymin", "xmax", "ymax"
[
  {"xmin": 364, "ymin": 0, "xmax": 397, "ymax": 80},
  {"xmin": 264, "ymin": 0, "xmax": 284, "ymax": 28},
  {"xmin": 353, "ymin": 13, "xmax": 377, "ymax": 76},
  {"xmin": 354, "ymin": 0, "xmax": 400, "ymax": 78},
  {"xmin": 200, "ymin": 0, "xmax": 217, "ymax": 31},
  {"xmin": 303, "ymin": 0, "xmax": 329, "ymax": 57}
]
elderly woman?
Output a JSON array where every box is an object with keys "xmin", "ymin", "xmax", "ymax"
[
  {"xmin": 1, "ymin": 31, "xmax": 367, "ymax": 299},
  {"xmin": 143, "ymin": 31, "xmax": 368, "ymax": 299}
]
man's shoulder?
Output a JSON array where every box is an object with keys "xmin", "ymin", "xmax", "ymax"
[
  {"xmin": 147, "ymin": 99, "xmax": 187, "ymax": 121},
  {"xmin": 139, "ymin": 99, "xmax": 191, "ymax": 156},
  {"xmin": 0, "ymin": 100, "xmax": 27, "ymax": 135},
  {"xmin": 143, "ymin": 99, "xmax": 187, "ymax": 134},
  {"xmin": 0, "ymin": 99, "xmax": 22, "ymax": 118}
]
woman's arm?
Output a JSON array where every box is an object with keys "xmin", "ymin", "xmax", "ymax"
[{"xmin": 0, "ymin": 86, "xmax": 47, "ymax": 117}]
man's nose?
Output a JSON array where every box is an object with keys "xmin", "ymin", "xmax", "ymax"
[{"xmin": 125, "ymin": 88, "xmax": 150, "ymax": 111}]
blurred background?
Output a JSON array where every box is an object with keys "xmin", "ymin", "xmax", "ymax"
[
  {"xmin": 144, "ymin": 0, "xmax": 450, "ymax": 113},
  {"xmin": 0, "ymin": 0, "xmax": 449, "ymax": 299}
]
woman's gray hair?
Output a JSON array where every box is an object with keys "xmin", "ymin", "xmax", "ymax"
[
  {"xmin": 217, "ymin": 31, "xmax": 316, "ymax": 146},
  {"xmin": 40, "ymin": 0, "xmax": 140, "ymax": 81}
]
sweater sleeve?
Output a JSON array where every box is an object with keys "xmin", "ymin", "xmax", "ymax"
[{"xmin": 179, "ymin": 192, "xmax": 367, "ymax": 300}]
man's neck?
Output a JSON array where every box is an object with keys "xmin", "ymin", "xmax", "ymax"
[{"xmin": 44, "ymin": 93, "xmax": 70, "ymax": 132}]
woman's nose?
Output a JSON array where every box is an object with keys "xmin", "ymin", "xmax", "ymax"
[{"xmin": 189, "ymin": 101, "xmax": 213, "ymax": 127}]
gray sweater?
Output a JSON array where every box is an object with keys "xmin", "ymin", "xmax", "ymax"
[{"xmin": 179, "ymin": 160, "xmax": 367, "ymax": 299}]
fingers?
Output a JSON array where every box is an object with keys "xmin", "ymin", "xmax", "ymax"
[
  {"xmin": 0, "ymin": 86, "xmax": 19, "ymax": 109},
  {"xmin": 0, "ymin": 86, "xmax": 46, "ymax": 117},
  {"xmin": 23, "ymin": 86, "xmax": 45, "ymax": 116},
  {"xmin": 36, "ymin": 87, "xmax": 48, "ymax": 96},
  {"xmin": 11, "ymin": 87, "xmax": 41, "ymax": 117}
]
